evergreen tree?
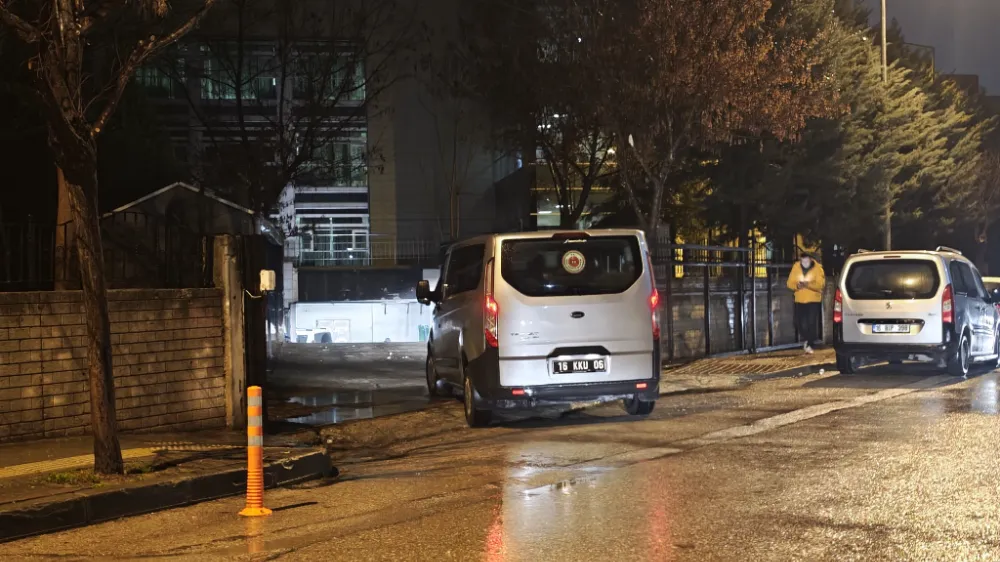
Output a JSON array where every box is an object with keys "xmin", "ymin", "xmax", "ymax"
[
  {"xmin": 705, "ymin": 0, "xmax": 884, "ymax": 248},
  {"xmin": 706, "ymin": 3, "xmax": 993, "ymax": 254}
]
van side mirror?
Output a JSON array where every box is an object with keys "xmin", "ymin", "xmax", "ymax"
[{"xmin": 416, "ymin": 280, "xmax": 435, "ymax": 305}]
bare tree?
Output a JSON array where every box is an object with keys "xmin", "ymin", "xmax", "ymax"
[
  {"xmin": 464, "ymin": 0, "xmax": 616, "ymax": 230},
  {"xmin": 594, "ymin": 0, "xmax": 830, "ymax": 242},
  {"xmin": 537, "ymin": 114, "xmax": 616, "ymax": 228},
  {"xmin": 153, "ymin": 0, "xmax": 420, "ymax": 222},
  {"xmin": 0, "ymin": 0, "xmax": 216, "ymax": 474}
]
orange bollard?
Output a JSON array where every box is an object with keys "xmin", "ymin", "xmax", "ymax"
[{"xmin": 239, "ymin": 386, "xmax": 271, "ymax": 517}]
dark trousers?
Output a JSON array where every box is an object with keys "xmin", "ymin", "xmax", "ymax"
[{"xmin": 795, "ymin": 302, "xmax": 821, "ymax": 345}]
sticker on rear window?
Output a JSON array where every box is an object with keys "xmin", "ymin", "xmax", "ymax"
[{"xmin": 561, "ymin": 250, "xmax": 586, "ymax": 274}]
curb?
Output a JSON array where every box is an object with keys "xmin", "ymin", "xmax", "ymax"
[{"xmin": 0, "ymin": 450, "xmax": 332, "ymax": 544}]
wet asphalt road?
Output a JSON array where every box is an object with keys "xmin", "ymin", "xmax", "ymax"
[{"xmin": 4, "ymin": 365, "xmax": 1000, "ymax": 561}]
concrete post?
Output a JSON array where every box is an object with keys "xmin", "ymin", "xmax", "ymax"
[{"xmin": 214, "ymin": 235, "xmax": 247, "ymax": 429}]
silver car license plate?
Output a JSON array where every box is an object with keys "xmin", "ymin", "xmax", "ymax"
[{"xmin": 873, "ymin": 324, "xmax": 909, "ymax": 334}]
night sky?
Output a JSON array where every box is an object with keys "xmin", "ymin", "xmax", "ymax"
[{"xmin": 874, "ymin": 0, "xmax": 1000, "ymax": 93}]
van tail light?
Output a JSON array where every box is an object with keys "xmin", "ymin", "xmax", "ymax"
[
  {"xmin": 646, "ymin": 253, "xmax": 661, "ymax": 340},
  {"xmin": 484, "ymin": 295, "xmax": 499, "ymax": 348},
  {"xmin": 650, "ymin": 287, "xmax": 661, "ymax": 340},
  {"xmin": 833, "ymin": 289, "xmax": 843, "ymax": 324},
  {"xmin": 485, "ymin": 259, "xmax": 498, "ymax": 348},
  {"xmin": 942, "ymin": 284, "xmax": 954, "ymax": 324}
]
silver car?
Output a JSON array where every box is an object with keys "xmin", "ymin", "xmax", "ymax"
[
  {"xmin": 416, "ymin": 229, "xmax": 661, "ymax": 427},
  {"xmin": 833, "ymin": 246, "xmax": 1000, "ymax": 376}
]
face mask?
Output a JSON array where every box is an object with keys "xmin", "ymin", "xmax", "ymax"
[{"xmin": 800, "ymin": 258, "xmax": 811, "ymax": 268}]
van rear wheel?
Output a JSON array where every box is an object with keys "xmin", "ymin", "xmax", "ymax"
[
  {"xmin": 462, "ymin": 358, "xmax": 492, "ymax": 427},
  {"xmin": 836, "ymin": 353, "xmax": 857, "ymax": 374},
  {"xmin": 947, "ymin": 334, "xmax": 971, "ymax": 377},
  {"xmin": 426, "ymin": 354, "xmax": 444, "ymax": 397},
  {"xmin": 624, "ymin": 396, "xmax": 655, "ymax": 416}
]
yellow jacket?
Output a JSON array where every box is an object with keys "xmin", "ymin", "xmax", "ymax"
[{"xmin": 787, "ymin": 262, "xmax": 825, "ymax": 304}]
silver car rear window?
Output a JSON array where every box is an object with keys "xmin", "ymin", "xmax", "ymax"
[
  {"xmin": 845, "ymin": 259, "xmax": 939, "ymax": 300},
  {"xmin": 500, "ymin": 236, "xmax": 642, "ymax": 297}
]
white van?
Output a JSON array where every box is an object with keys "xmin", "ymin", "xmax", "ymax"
[
  {"xmin": 416, "ymin": 230, "xmax": 661, "ymax": 427},
  {"xmin": 833, "ymin": 247, "xmax": 1000, "ymax": 376}
]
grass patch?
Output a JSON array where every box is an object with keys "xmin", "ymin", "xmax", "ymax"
[
  {"xmin": 125, "ymin": 461, "xmax": 156, "ymax": 475},
  {"xmin": 41, "ymin": 469, "xmax": 102, "ymax": 486},
  {"xmin": 39, "ymin": 461, "xmax": 159, "ymax": 487}
]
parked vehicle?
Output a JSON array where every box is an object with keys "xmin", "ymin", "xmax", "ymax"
[
  {"xmin": 416, "ymin": 229, "xmax": 661, "ymax": 427},
  {"xmin": 833, "ymin": 246, "xmax": 1000, "ymax": 376},
  {"xmin": 982, "ymin": 277, "xmax": 1000, "ymax": 313}
]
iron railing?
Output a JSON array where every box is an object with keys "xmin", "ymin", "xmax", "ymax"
[
  {"xmin": 0, "ymin": 212, "xmax": 214, "ymax": 291},
  {"xmin": 652, "ymin": 241, "xmax": 832, "ymax": 360},
  {"xmin": 288, "ymin": 238, "xmax": 441, "ymax": 267}
]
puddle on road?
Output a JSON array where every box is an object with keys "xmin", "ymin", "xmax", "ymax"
[
  {"xmin": 282, "ymin": 389, "xmax": 430, "ymax": 425},
  {"xmin": 921, "ymin": 373, "xmax": 1000, "ymax": 416}
]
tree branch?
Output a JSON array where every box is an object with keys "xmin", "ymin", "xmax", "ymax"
[
  {"xmin": 91, "ymin": 0, "xmax": 218, "ymax": 136},
  {"xmin": 0, "ymin": 2, "xmax": 40, "ymax": 42}
]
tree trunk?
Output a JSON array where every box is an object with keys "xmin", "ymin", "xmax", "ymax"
[
  {"xmin": 560, "ymin": 208, "xmax": 575, "ymax": 229},
  {"xmin": 65, "ymin": 157, "xmax": 124, "ymax": 475},
  {"xmin": 644, "ymin": 178, "xmax": 667, "ymax": 247}
]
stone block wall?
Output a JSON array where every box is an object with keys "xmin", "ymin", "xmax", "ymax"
[{"xmin": 0, "ymin": 288, "xmax": 226, "ymax": 442}]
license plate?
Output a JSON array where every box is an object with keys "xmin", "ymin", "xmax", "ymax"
[
  {"xmin": 552, "ymin": 358, "xmax": 607, "ymax": 374},
  {"xmin": 873, "ymin": 324, "xmax": 909, "ymax": 334}
]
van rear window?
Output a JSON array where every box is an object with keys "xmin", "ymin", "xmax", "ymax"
[
  {"xmin": 845, "ymin": 260, "xmax": 939, "ymax": 300},
  {"xmin": 499, "ymin": 236, "xmax": 642, "ymax": 297}
]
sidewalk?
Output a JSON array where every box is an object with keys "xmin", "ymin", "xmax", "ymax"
[
  {"xmin": 659, "ymin": 348, "xmax": 835, "ymax": 394},
  {"xmin": 665, "ymin": 347, "xmax": 835, "ymax": 377},
  {"xmin": 0, "ymin": 429, "xmax": 330, "ymax": 542}
]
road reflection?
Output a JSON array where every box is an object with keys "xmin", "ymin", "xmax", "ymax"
[
  {"xmin": 244, "ymin": 517, "xmax": 265, "ymax": 555},
  {"xmin": 970, "ymin": 376, "xmax": 998, "ymax": 415},
  {"xmin": 282, "ymin": 390, "xmax": 428, "ymax": 425},
  {"xmin": 481, "ymin": 440, "xmax": 675, "ymax": 560},
  {"xmin": 919, "ymin": 372, "xmax": 999, "ymax": 417}
]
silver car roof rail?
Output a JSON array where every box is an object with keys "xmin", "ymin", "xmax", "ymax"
[
  {"xmin": 856, "ymin": 249, "xmax": 872, "ymax": 254},
  {"xmin": 935, "ymin": 246, "xmax": 962, "ymax": 255}
]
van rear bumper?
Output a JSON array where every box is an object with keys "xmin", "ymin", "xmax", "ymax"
[
  {"xmin": 466, "ymin": 341, "xmax": 661, "ymax": 409},
  {"xmin": 834, "ymin": 342, "xmax": 951, "ymax": 361},
  {"xmin": 833, "ymin": 325, "xmax": 955, "ymax": 361},
  {"xmin": 481, "ymin": 380, "xmax": 661, "ymax": 409}
]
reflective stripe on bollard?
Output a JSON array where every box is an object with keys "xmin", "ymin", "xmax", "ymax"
[{"xmin": 239, "ymin": 386, "xmax": 271, "ymax": 517}]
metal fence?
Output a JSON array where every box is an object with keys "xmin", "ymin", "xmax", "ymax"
[
  {"xmin": 0, "ymin": 220, "xmax": 59, "ymax": 291},
  {"xmin": 0, "ymin": 212, "xmax": 214, "ymax": 291},
  {"xmin": 652, "ymin": 242, "xmax": 831, "ymax": 360}
]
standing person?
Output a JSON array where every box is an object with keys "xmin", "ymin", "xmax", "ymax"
[{"xmin": 786, "ymin": 252, "xmax": 825, "ymax": 354}]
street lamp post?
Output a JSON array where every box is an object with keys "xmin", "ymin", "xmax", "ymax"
[
  {"xmin": 881, "ymin": 0, "xmax": 891, "ymax": 251},
  {"xmin": 881, "ymin": 0, "xmax": 888, "ymax": 84}
]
